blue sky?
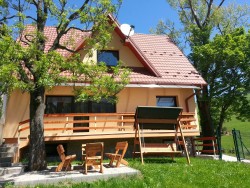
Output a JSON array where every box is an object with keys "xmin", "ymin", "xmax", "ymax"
[
  {"xmin": 118, "ymin": 0, "xmax": 177, "ymax": 34},
  {"xmin": 117, "ymin": 0, "xmax": 250, "ymax": 34}
]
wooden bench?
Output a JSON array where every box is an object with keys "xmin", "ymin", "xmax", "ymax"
[{"xmin": 133, "ymin": 106, "xmax": 190, "ymax": 164}]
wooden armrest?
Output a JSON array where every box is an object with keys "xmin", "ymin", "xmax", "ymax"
[
  {"xmin": 105, "ymin": 153, "xmax": 121, "ymax": 157},
  {"xmin": 65, "ymin": 154, "xmax": 76, "ymax": 160},
  {"xmin": 87, "ymin": 156, "xmax": 102, "ymax": 160}
]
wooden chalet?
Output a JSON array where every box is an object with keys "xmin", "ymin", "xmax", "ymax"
[{"xmin": 1, "ymin": 15, "xmax": 207, "ymax": 160}]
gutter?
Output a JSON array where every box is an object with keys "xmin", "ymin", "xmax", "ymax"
[{"xmin": 60, "ymin": 83, "xmax": 202, "ymax": 89}]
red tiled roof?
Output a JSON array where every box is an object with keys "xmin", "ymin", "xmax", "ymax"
[
  {"xmin": 19, "ymin": 25, "xmax": 90, "ymax": 57},
  {"xmin": 20, "ymin": 24, "xmax": 206, "ymax": 87},
  {"xmin": 127, "ymin": 34, "xmax": 206, "ymax": 86}
]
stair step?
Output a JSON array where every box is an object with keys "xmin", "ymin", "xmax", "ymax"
[
  {"xmin": 0, "ymin": 157, "xmax": 13, "ymax": 163},
  {"xmin": 0, "ymin": 166, "xmax": 24, "ymax": 176},
  {"xmin": 0, "ymin": 152, "xmax": 14, "ymax": 158},
  {"xmin": 0, "ymin": 146, "xmax": 17, "ymax": 153},
  {"xmin": 0, "ymin": 147, "xmax": 9, "ymax": 152},
  {"xmin": 0, "ymin": 162, "xmax": 12, "ymax": 168},
  {"xmin": 1, "ymin": 143, "xmax": 18, "ymax": 147}
]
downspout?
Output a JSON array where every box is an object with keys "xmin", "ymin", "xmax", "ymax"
[
  {"xmin": 185, "ymin": 93, "xmax": 195, "ymax": 112},
  {"xmin": 185, "ymin": 88, "xmax": 202, "ymax": 112},
  {"xmin": 0, "ymin": 94, "xmax": 7, "ymax": 145}
]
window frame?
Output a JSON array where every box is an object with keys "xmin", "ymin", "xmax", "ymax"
[
  {"xmin": 97, "ymin": 50, "xmax": 119, "ymax": 67},
  {"xmin": 156, "ymin": 96, "xmax": 178, "ymax": 107},
  {"xmin": 45, "ymin": 95, "xmax": 116, "ymax": 114},
  {"xmin": 45, "ymin": 95, "xmax": 74, "ymax": 114}
]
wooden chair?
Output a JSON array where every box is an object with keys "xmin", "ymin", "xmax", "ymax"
[
  {"xmin": 105, "ymin": 141, "xmax": 129, "ymax": 167},
  {"xmin": 83, "ymin": 142, "xmax": 104, "ymax": 175},
  {"xmin": 56, "ymin": 144, "xmax": 76, "ymax": 172}
]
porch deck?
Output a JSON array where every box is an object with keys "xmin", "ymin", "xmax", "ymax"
[{"xmin": 16, "ymin": 112, "xmax": 199, "ymax": 148}]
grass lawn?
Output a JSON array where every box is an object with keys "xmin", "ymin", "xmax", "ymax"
[
  {"xmin": 221, "ymin": 117, "xmax": 250, "ymax": 158},
  {"xmin": 7, "ymin": 157, "xmax": 250, "ymax": 188}
]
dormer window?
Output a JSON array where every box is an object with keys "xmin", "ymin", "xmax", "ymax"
[{"xmin": 97, "ymin": 50, "xmax": 119, "ymax": 66}]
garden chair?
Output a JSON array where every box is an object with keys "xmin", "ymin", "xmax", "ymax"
[
  {"xmin": 83, "ymin": 142, "xmax": 104, "ymax": 175},
  {"xmin": 105, "ymin": 141, "xmax": 129, "ymax": 167},
  {"xmin": 56, "ymin": 144, "xmax": 76, "ymax": 172}
]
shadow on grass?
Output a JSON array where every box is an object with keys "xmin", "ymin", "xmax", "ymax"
[{"xmin": 140, "ymin": 157, "xmax": 176, "ymax": 164}]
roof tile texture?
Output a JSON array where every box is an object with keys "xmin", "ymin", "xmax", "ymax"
[
  {"xmin": 129, "ymin": 34, "xmax": 206, "ymax": 86},
  {"xmin": 20, "ymin": 26, "xmax": 206, "ymax": 86}
]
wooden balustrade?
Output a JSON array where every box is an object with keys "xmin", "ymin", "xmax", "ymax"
[
  {"xmin": 17, "ymin": 112, "xmax": 199, "ymax": 146},
  {"xmin": 18, "ymin": 113, "xmax": 135, "ymax": 135}
]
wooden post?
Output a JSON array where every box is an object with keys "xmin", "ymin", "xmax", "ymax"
[{"xmin": 178, "ymin": 123, "xmax": 190, "ymax": 165}]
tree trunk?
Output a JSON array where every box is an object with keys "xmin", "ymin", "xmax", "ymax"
[
  {"xmin": 196, "ymin": 86, "xmax": 215, "ymax": 153},
  {"xmin": 196, "ymin": 86, "xmax": 214, "ymax": 137},
  {"xmin": 28, "ymin": 86, "xmax": 47, "ymax": 171}
]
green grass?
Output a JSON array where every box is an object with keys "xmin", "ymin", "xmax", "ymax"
[
  {"xmin": 221, "ymin": 117, "xmax": 250, "ymax": 156},
  {"xmin": 6, "ymin": 157, "xmax": 250, "ymax": 188}
]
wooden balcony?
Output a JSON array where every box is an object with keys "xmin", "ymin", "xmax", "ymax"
[{"xmin": 18, "ymin": 112, "xmax": 200, "ymax": 148}]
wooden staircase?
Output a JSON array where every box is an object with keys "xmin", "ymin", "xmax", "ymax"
[
  {"xmin": 0, "ymin": 143, "xmax": 19, "ymax": 168},
  {"xmin": 0, "ymin": 142, "xmax": 25, "ymax": 186}
]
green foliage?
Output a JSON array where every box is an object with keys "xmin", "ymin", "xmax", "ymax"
[
  {"xmin": 0, "ymin": 25, "xmax": 23, "ymax": 94},
  {"xmin": 192, "ymin": 28, "xmax": 250, "ymax": 126},
  {"xmin": 217, "ymin": 3, "xmax": 250, "ymax": 35}
]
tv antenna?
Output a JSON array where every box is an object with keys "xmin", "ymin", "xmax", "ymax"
[{"xmin": 120, "ymin": 24, "xmax": 135, "ymax": 39}]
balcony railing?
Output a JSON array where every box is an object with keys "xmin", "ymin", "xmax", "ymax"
[{"xmin": 18, "ymin": 112, "xmax": 199, "ymax": 147}]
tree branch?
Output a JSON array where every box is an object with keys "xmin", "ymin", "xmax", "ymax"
[
  {"xmin": 188, "ymin": 0, "xmax": 202, "ymax": 28},
  {"xmin": 64, "ymin": 26, "xmax": 91, "ymax": 34},
  {"xmin": 0, "ymin": 15, "xmax": 18, "ymax": 23},
  {"xmin": 203, "ymin": 0, "xmax": 213, "ymax": 27},
  {"xmin": 30, "ymin": 0, "xmax": 38, "ymax": 7},
  {"xmin": 218, "ymin": 0, "xmax": 225, "ymax": 8},
  {"xmin": 26, "ymin": 15, "xmax": 37, "ymax": 22},
  {"xmin": 55, "ymin": 43, "xmax": 76, "ymax": 53},
  {"xmin": 177, "ymin": 0, "xmax": 191, "ymax": 25},
  {"xmin": 49, "ymin": 0, "xmax": 90, "ymax": 52}
]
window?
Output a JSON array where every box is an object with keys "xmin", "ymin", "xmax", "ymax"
[
  {"xmin": 45, "ymin": 96, "xmax": 74, "ymax": 114},
  {"xmin": 97, "ymin": 50, "xmax": 119, "ymax": 66},
  {"xmin": 45, "ymin": 96, "xmax": 116, "ymax": 132},
  {"xmin": 156, "ymin": 96, "xmax": 177, "ymax": 107},
  {"xmin": 91, "ymin": 99, "xmax": 116, "ymax": 113},
  {"xmin": 45, "ymin": 96, "xmax": 116, "ymax": 114}
]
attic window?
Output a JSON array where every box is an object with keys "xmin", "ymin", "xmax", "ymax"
[
  {"xmin": 97, "ymin": 50, "xmax": 119, "ymax": 66},
  {"xmin": 156, "ymin": 96, "xmax": 177, "ymax": 107}
]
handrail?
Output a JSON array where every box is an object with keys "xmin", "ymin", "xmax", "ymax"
[
  {"xmin": 18, "ymin": 112, "xmax": 135, "ymax": 125},
  {"xmin": 18, "ymin": 113, "xmax": 135, "ymax": 132},
  {"xmin": 18, "ymin": 112, "xmax": 197, "ymax": 134}
]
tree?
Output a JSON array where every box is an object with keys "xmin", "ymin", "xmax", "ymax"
[
  {"xmin": 0, "ymin": 0, "xmax": 130, "ymax": 171},
  {"xmin": 192, "ymin": 28, "xmax": 250, "ymax": 144},
  {"xmin": 154, "ymin": 0, "xmax": 250, "ymax": 139}
]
